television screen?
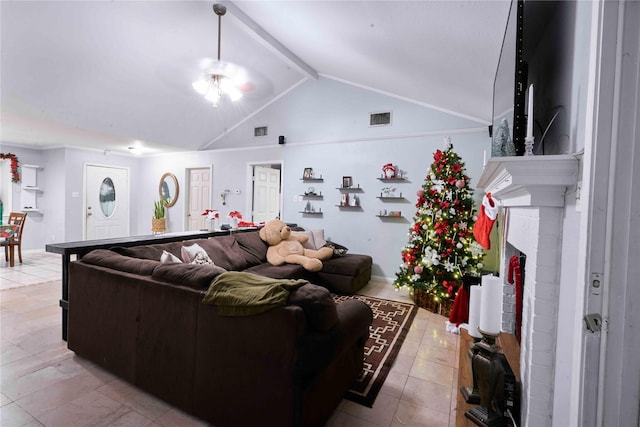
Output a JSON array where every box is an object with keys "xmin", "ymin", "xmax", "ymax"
[{"xmin": 492, "ymin": 0, "xmax": 527, "ymax": 157}]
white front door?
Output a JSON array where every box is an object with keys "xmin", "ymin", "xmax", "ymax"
[
  {"xmin": 85, "ymin": 165, "xmax": 130, "ymax": 240},
  {"xmin": 187, "ymin": 167, "xmax": 211, "ymax": 231},
  {"xmin": 252, "ymin": 165, "xmax": 281, "ymax": 223}
]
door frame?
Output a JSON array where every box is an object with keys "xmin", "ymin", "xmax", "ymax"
[
  {"xmin": 83, "ymin": 163, "xmax": 131, "ymax": 240},
  {"xmin": 184, "ymin": 166, "xmax": 213, "ymax": 231},
  {"xmin": 246, "ymin": 160, "xmax": 283, "ymax": 223},
  {"xmin": 577, "ymin": 1, "xmax": 640, "ymax": 426}
]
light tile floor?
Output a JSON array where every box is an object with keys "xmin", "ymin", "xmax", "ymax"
[{"xmin": 1, "ymin": 251, "xmax": 461, "ymax": 427}]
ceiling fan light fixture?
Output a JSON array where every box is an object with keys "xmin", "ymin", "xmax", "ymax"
[{"xmin": 193, "ymin": 3, "xmax": 243, "ymax": 106}]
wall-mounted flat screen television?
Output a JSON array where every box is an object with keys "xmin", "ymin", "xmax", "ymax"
[{"xmin": 491, "ymin": 0, "xmax": 527, "ymax": 156}]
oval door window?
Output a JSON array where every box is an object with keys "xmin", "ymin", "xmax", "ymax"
[{"xmin": 99, "ymin": 177, "xmax": 116, "ymax": 217}]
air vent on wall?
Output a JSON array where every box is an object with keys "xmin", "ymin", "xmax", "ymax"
[
  {"xmin": 369, "ymin": 111, "xmax": 392, "ymax": 126},
  {"xmin": 254, "ymin": 126, "xmax": 268, "ymax": 137}
]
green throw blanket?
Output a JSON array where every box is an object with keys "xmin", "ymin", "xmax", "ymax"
[{"xmin": 202, "ymin": 271, "xmax": 308, "ymax": 316}]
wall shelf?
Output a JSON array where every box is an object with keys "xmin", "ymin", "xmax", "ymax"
[
  {"xmin": 336, "ymin": 205, "xmax": 362, "ymax": 210},
  {"xmin": 336, "ymin": 187, "xmax": 363, "ymax": 192},
  {"xmin": 301, "ymin": 178, "xmax": 324, "ymax": 182},
  {"xmin": 301, "ymin": 194, "xmax": 323, "ymax": 199},
  {"xmin": 376, "ymin": 196, "xmax": 405, "ymax": 201},
  {"xmin": 377, "ymin": 177, "xmax": 408, "ymax": 182},
  {"xmin": 299, "ymin": 211, "xmax": 323, "ymax": 215},
  {"xmin": 21, "ymin": 165, "xmax": 43, "ymax": 214},
  {"xmin": 22, "ymin": 208, "xmax": 43, "ymax": 214}
]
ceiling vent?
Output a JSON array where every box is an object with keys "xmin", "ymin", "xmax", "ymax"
[
  {"xmin": 254, "ymin": 126, "xmax": 268, "ymax": 137},
  {"xmin": 369, "ymin": 111, "xmax": 392, "ymax": 126}
]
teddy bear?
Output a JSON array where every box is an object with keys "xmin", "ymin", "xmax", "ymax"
[{"xmin": 258, "ymin": 219, "xmax": 334, "ymax": 272}]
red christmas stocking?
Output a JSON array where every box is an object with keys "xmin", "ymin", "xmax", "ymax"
[{"xmin": 473, "ymin": 193, "xmax": 499, "ymax": 250}]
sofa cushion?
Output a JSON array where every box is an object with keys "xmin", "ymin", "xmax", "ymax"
[
  {"xmin": 197, "ymin": 235, "xmax": 249, "ymax": 271},
  {"xmin": 81, "ymin": 249, "xmax": 160, "ymax": 275},
  {"xmin": 316, "ymin": 254, "xmax": 373, "ymax": 294},
  {"xmin": 152, "ymin": 263, "xmax": 227, "ymax": 289},
  {"xmin": 288, "ymin": 284, "xmax": 338, "ymax": 331},
  {"xmin": 235, "ymin": 231, "xmax": 268, "ymax": 266},
  {"xmin": 320, "ymin": 254, "xmax": 371, "ymax": 276},
  {"xmin": 243, "ymin": 263, "xmax": 309, "ymax": 280},
  {"xmin": 112, "ymin": 242, "xmax": 184, "ymax": 261}
]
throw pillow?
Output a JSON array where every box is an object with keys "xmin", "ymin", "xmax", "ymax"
[
  {"xmin": 291, "ymin": 229, "xmax": 326, "ymax": 250},
  {"xmin": 311, "ymin": 229, "xmax": 326, "ymax": 248},
  {"xmin": 191, "ymin": 251, "xmax": 215, "ymax": 265},
  {"xmin": 181, "ymin": 243, "xmax": 211, "ymax": 263},
  {"xmin": 160, "ymin": 250, "xmax": 183, "ymax": 264},
  {"xmin": 323, "ymin": 241, "xmax": 348, "ymax": 257}
]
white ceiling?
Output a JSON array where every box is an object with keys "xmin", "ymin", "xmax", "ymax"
[{"xmin": 0, "ymin": 0, "xmax": 511, "ymax": 155}]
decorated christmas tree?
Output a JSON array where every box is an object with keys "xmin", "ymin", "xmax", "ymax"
[{"xmin": 394, "ymin": 138, "xmax": 484, "ymax": 305}]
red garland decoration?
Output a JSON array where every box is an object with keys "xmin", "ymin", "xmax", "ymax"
[{"xmin": 0, "ymin": 153, "xmax": 20, "ymax": 182}]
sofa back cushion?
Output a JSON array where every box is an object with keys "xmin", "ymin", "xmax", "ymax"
[
  {"xmin": 288, "ymin": 284, "xmax": 338, "ymax": 331},
  {"xmin": 112, "ymin": 242, "xmax": 184, "ymax": 261},
  {"xmin": 234, "ymin": 231, "xmax": 268, "ymax": 267},
  {"xmin": 81, "ymin": 249, "xmax": 160, "ymax": 275},
  {"xmin": 197, "ymin": 235, "xmax": 249, "ymax": 271},
  {"xmin": 152, "ymin": 263, "xmax": 227, "ymax": 289}
]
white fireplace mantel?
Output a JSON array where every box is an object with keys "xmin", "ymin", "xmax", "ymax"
[{"xmin": 477, "ymin": 154, "xmax": 579, "ymax": 207}]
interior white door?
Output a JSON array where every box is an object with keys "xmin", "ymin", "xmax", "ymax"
[
  {"xmin": 252, "ymin": 166, "xmax": 281, "ymax": 223},
  {"xmin": 187, "ymin": 168, "xmax": 211, "ymax": 231},
  {"xmin": 85, "ymin": 165, "xmax": 129, "ymax": 240}
]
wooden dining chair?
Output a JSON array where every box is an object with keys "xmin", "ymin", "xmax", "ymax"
[{"xmin": 1, "ymin": 212, "xmax": 27, "ymax": 266}]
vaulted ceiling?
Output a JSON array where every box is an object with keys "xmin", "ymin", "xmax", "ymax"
[{"xmin": 0, "ymin": 1, "xmax": 511, "ymax": 155}]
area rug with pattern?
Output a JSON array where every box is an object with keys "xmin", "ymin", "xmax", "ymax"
[{"xmin": 332, "ymin": 294, "xmax": 417, "ymax": 407}]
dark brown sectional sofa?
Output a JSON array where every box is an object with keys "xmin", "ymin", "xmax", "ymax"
[{"xmin": 67, "ymin": 230, "xmax": 374, "ymax": 427}]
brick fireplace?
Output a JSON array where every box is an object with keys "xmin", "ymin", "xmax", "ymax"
[{"xmin": 477, "ymin": 155, "xmax": 578, "ymax": 427}]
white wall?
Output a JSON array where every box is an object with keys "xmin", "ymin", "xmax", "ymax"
[
  {"xmin": 138, "ymin": 78, "xmax": 491, "ymax": 279},
  {"xmin": 552, "ymin": 2, "xmax": 594, "ymax": 424},
  {"xmin": 4, "ymin": 78, "xmax": 492, "ymax": 281}
]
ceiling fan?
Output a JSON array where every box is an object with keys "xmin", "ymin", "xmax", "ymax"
[{"xmin": 192, "ymin": 4, "xmax": 251, "ymax": 107}]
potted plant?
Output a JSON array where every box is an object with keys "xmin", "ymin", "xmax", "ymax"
[{"xmin": 152, "ymin": 200, "xmax": 166, "ymax": 234}]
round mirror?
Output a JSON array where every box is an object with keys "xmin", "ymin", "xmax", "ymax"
[{"xmin": 159, "ymin": 172, "xmax": 179, "ymax": 207}]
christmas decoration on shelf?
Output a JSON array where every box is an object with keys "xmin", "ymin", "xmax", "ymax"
[{"xmin": 393, "ymin": 137, "xmax": 484, "ymax": 312}]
